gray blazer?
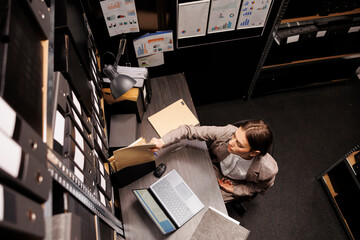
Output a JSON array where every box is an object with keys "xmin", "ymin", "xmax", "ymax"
[{"xmin": 161, "ymin": 124, "xmax": 278, "ymax": 197}]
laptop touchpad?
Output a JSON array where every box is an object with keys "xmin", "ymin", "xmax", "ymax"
[{"xmin": 175, "ymin": 182, "xmax": 193, "ymax": 201}]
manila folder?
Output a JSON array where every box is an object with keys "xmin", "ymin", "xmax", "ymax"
[{"xmin": 148, "ymin": 99, "xmax": 199, "ymax": 137}]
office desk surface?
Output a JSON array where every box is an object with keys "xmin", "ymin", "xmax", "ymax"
[{"xmin": 118, "ymin": 73, "xmax": 227, "ymax": 240}]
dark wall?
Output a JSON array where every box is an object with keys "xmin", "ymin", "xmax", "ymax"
[{"xmin": 81, "ymin": 0, "xmax": 285, "ymax": 105}]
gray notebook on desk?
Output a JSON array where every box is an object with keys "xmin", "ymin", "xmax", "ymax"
[
  {"xmin": 191, "ymin": 207, "xmax": 250, "ymax": 240},
  {"xmin": 133, "ymin": 169, "xmax": 204, "ymax": 234}
]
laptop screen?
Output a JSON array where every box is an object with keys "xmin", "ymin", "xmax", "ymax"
[{"xmin": 133, "ymin": 189, "xmax": 176, "ymax": 234}]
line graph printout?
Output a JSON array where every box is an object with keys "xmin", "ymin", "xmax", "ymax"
[
  {"xmin": 237, "ymin": 0, "xmax": 273, "ymax": 29},
  {"xmin": 178, "ymin": 0, "xmax": 210, "ymax": 39},
  {"xmin": 207, "ymin": 0, "xmax": 242, "ymax": 34}
]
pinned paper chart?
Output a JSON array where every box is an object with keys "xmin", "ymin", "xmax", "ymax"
[
  {"xmin": 237, "ymin": 0, "xmax": 273, "ymax": 29},
  {"xmin": 100, "ymin": 0, "xmax": 139, "ymax": 36},
  {"xmin": 208, "ymin": 0, "xmax": 242, "ymax": 34},
  {"xmin": 178, "ymin": 0, "xmax": 210, "ymax": 39}
]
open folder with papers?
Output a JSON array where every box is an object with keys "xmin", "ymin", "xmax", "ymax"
[
  {"xmin": 109, "ymin": 137, "xmax": 155, "ymax": 172},
  {"xmin": 109, "ymin": 137, "xmax": 156, "ymax": 187},
  {"xmin": 148, "ymin": 99, "xmax": 199, "ymax": 137}
]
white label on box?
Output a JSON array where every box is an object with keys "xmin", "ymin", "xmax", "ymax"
[
  {"xmin": 0, "ymin": 97, "xmax": 16, "ymax": 137},
  {"xmin": 0, "ymin": 131, "xmax": 22, "ymax": 178},
  {"xmin": 98, "ymin": 160, "xmax": 104, "ymax": 175},
  {"xmin": 101, "ymin": 175, "xmax": 106, "ymax": 190},
  {"xmin": 74, "ymin": 146, "xmax": 85, "ymax": 170},
  {"xmin": 74, "ymin": 167, "xmax": 84, "ymax": 183},
  {"xmin": 99, "ymin": 191, "xmax": 106, "ymax": 206},
  {"xmin": 75, "ymin": 128, "xmax": 84, "ymax": 151},
  {"xmin": 287, "ymin": 35, "xmax": 299, "ymax": 44},
  {"xmin": 316, "ymin": 30, "xmax": 326, "ymax": 38},
  {"xmin": 0, "ymin": 185, "xmax": 3, "ymax": 221},
  {"xmin": 71, "ymin": 91, "xmax": 82, "ymax": 114},
  {"xmin": 54, "ymin": 111, "xmax": 65, "ymax": 145}
]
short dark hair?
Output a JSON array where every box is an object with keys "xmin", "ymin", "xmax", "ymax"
[{"xmin": 237, "ymin": 120, "xmax": 273, "ymax": 156}]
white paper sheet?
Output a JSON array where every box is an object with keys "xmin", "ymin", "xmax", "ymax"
[
  {"xmin": 133, "ymin": 31, "xmax": 174, "ymax": 58},
  {"xmin": 54, "ymin": 111, "xmax": 65, "ymax": 146},
  {"xmin": 0, "ymin": 130, "xmax": 22, "ymax": 178},
  {"xmin": 237, "ymin": 0, "xmax": 273, "ymax": 29},
  {"xmin": 178, "ymin": 1, "xmax": 210, "ymax": 39},
  {"xmin": 138, "ymin": 53, "xmax": 164, "ymax": 67},
  {"xmin": 0, "ymin": 97, "xmax": 16, "ymax": 137},
  {"xmin": 100, "ymin": 0, "xmax": 139, "ymax": 36},
  {"xmin": 208, "ymin": 0, "xmax": 242, "ymax": 34}
]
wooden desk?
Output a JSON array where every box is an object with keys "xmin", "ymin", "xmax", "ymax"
[{"xmin": 118, "ymin": 73, "xmax": 227, "ymax": 240}]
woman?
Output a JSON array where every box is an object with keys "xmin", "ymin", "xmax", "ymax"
[{"xmin": 150, "ymin": 119, "xmax": 278, "ymax": 203}]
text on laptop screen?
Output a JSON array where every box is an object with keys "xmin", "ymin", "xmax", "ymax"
[{"xmin": 133, "ymin": 189, "xmax": 176, "ymax": 234}]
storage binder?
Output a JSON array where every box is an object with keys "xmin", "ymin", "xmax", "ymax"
[
  {"xmin": 54, "ymin": 33, "xmax": 93, "ymax": 116},
  {"xmin": 67, "ymin": 90, "xmax": 92, "ymax": 134},
  {"xmin": 96, "ymin": 166, "xmax": 112, "ymax": 200},
  {"xmin": 55, "ymin": 0, "xmax": 91, "ymax": 78},
  {"xmin": 95, "ymin": 188, "xmax": 113, "ymax": 212},
  {"xmin": 93, "ymin": 126, "xmax": 109, "ymax": 162},
  {"xmin": 63, "ymin": 135, "xmax": 94, "ymax": 169},
  {"xmin": 92, "ymin": 113, "xmax": 108, "ymax": 150},
  {"xmin": 54, "ymin": 72, "xmax": 70, "ymax": 114},
  {"xmin": 61, "ymin": 157, "xmax": 96, "ymax": 193},
  {"xmin": 92, "ymin": 96, "xmax": 105, "ymax": 128},
  {"xmin": 0, "ymin": 130, "xmax": 51, "ymax": 203},
  {"xmin": 0, "ymin": 97, "xmax": 47, "ymax": 166},
  {"xmin": 65, "ymin": 113, "xmax": 94, "ymax": 150},
  {"xmin": 0, "ymin": 184, "xmax": 45, "ymax": 239}
]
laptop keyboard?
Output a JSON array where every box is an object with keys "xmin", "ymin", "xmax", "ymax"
[{"xmin": 152, "ymin": 178, "xmax": 193, "ymax": 226}]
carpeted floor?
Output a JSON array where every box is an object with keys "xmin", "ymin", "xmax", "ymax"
[{"xmin": 194, "ymin": 79, "xmax": 360, "ymax": 240}]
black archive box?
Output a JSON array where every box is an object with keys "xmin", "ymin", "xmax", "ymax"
[
  {"xmin": 54, "ymin": 33, "xmax": 93, "ymax": 116},
  {"xmin": 67, "ymin": 90, "xmax": 92, "ymax": 134},
  {"xmin": 55, "ymin": 0, "xmax": 91, "ymax": 80},
  {"xmin": 61, "ymin": 157, "xmax": 96, "ymax": 194},
  {"xmin": 96, "ymin": 164, "xmax": 112, "ymax": 200},
  {"xmin": 94, "ymin": 187, "xmax": 113, "ymax": 212},
  {"xmin": 63, "ymin": 134, "xmax": 94, "ymax": 169},
  {"xmin": 0, "ymin": 184, "xmax": 45, "ymax": 240},
  {"xmin": 0, "ymin": 129, "xmax": 51, "ymax": 203},
  {"xmin": 54, "ymin": 72, "xmax": 70, "ymax": 115},
  {"xmin": 65, "ymin": 110, "xmax": 94, "ymax": 150}
]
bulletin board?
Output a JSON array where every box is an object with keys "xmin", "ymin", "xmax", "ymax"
[{"xmin": 176, "ymin": 0, "xmax": 275, "ymax": 48}]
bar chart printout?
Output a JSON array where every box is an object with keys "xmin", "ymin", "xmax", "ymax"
[
  {"xmin": 207, "ymin": 0, "xmax": 242, "ymax": 34},
  {"xmin": 237, "ymin": 0, "xmax": 273, "ymax": 29},
  {"xmin": 178, "ymin": 0, "xmax": 210, "ymax": 39}
]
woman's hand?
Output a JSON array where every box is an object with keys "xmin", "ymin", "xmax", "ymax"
[
  {"xmin": 218, "ymin": 178, "xmax": 234, "ymax": 193},
  {"xmin": 149, "ymin": 138, "xmax": 165, "ymax": 152}
]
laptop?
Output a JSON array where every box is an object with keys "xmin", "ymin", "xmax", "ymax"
[{"xmin": 133, "ymin": 169, "xmax": 204, "ymax": 234}]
